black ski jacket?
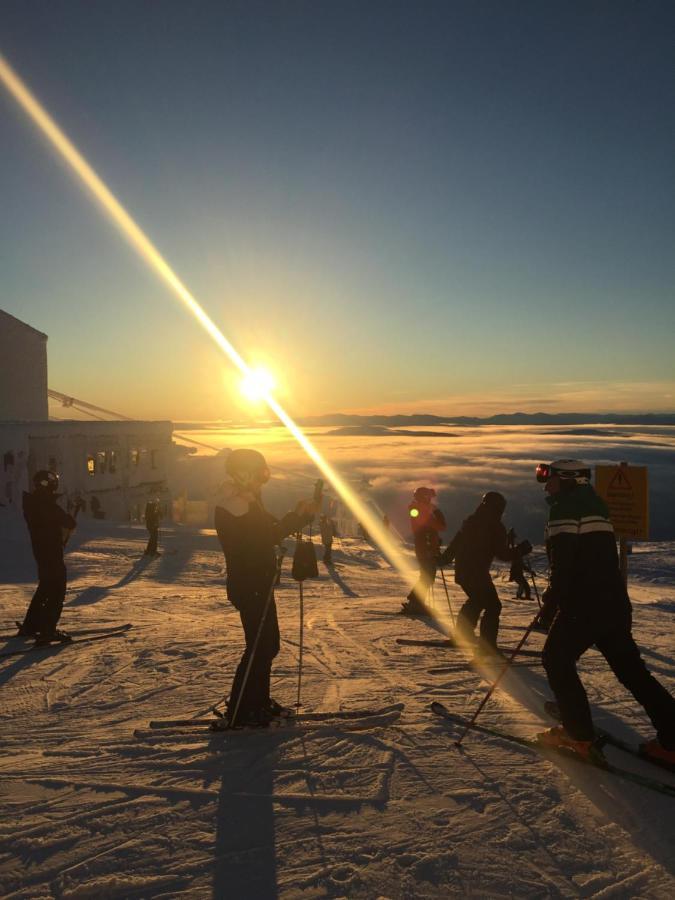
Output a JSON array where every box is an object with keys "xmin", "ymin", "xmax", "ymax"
[
  {"xmin": 440, "ymin": 505, "xmax": 518, "ymax": 585},
  {"xmin": 215, "ymin": 488, "xmax": 308, "ymax": 605},
  {"xmin": 545, "ymin": 484, "xmax": 629, "ymax": 622},
  {"xmin": 23, "ymin": 490, "xmax": 76, "ymax": 566}
]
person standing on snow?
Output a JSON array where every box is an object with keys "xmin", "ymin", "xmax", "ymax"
[
  {"xmin": 214, "ymin": 449, "xmax": 319, "ymax": 728},
  {"xmin": 439, "ymin": 492, "xmax": 531, "ymax": 652},
  {"xmin": 401, "ymin": 487, "xmax": 446, "ymax": 616},
  {"xmin": 18, "ymin": 470, "xmax": 76, "ymax": 644},
  {"xmin": 144, "ymin": 498, "xmax": 161, "ymax": 556},
  {"xmin": 319, "ymin": 514, "xmax": 336, "ymax": 565},
  {"xmin": 535, "ymin": 460, "xmax": 675, "ymax": 766}
]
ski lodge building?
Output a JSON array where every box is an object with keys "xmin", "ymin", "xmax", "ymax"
[{"xmin": 0, "ymin": 310, "xmax": 172, "ymax": 521}]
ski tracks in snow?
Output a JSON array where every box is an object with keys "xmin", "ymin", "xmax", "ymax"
[{"xmin": 1, "ymin": 530, "xmax": 675, "ymax": 897}]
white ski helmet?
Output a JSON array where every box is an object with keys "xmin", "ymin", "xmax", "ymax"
[{"xmin": 536, "ymin": 459, "xmax": 591, "ymax": 485}]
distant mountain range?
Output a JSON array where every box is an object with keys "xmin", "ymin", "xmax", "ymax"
[{"xmin": 297, "ymin": 412, "xmax": 675, "ymax": 427}]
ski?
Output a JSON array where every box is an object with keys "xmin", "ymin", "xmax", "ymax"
[
  {"xmin": 544, "ymin": 700, "xmax": 675, "ymax": 775},
  {"xmin": 430, "ymin": 702, "xmax": 675, "ymax": 798},
  {"xmin": 135, "ymin": 707, "xmax": 403, "ymax": 740},
  {"xmin": 148, "ymin": 701, "xmax": 404, "ymax": 729},
  {"xmin": 428, "ymin": 659, "xmax": 542, "ymax": 675},
  {"xmin": 0, "ymin": 625, "xmax": 132, "ymax": 658},
  {"xmin": 396, "ymin": 637, "xmax": 541, "ymax": 657},
  {"xmin": 0, "ymin": 622, "xmax": 133, "ymax": 641}
]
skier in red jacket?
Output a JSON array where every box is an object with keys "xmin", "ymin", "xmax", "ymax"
[{"xmin": 401, "ymin": 487, "xmax": 446, "ymax": 616}]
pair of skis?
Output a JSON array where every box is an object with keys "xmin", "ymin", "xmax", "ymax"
[
  {"xmin": 396, "ymin": 636, "xmax": 541, "ymax": 658},
  {"xmin": 430, "ymin": 702, "xmax": 675, "ymax": 798},
  {"xmin": 0, "ymin": 623, "xmax": 132, "ymax": 658},
  {"xmin": 137, "ymin": 702, "xmax": 405, "ymax": 739}
]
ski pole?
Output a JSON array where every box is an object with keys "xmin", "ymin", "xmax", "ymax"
[
  {"xmin": 228, "ymin": 575, "xmax": 277, "ymax": 729},
  {"xmin": 296, "ymin": 582, "xmax": 305, "ymax": 708},
  {"xmin": 439, "ymin": 566, "xmax": 456, "ymax": 628},
  {"xmin": 454, "ymin": 608, "xmax": 542, "ymax": 748}
]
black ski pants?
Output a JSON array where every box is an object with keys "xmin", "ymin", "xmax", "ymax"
[
  {"xmin": 456, "ymin": 577, "xmax": 502, "ymax": 647},
  {"xmin": 228, "ymin": 582, "xmax": 280, "ymax": 720},
  {"xmin": 543, "ymin": 612, "xmax": 675, "ymax": 748},
  {"xmin": 407, "ymin": 558, "xmax": 437, "ymax": 608},
  {"xmin": 23, "ymin": 560, "xmax": 67, "ymax": 635},
  {"xmin": 145, "ymin": 527, "xmax": 159, "ymax": 555}
]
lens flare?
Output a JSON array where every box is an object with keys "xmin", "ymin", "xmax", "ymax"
[
  {"xmin": 240, "ymin": 368, "xmax": 276, "ymax": 403},
  {"xmin": 0, "ymin": 52, "xmax": 448, "ymax": 620}
]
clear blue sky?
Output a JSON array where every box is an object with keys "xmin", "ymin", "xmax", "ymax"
[{"xmin": 2, "ymin": 1, "xmax": 674, "ymax": 419}]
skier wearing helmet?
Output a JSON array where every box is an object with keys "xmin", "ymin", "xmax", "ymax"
[
  {"xmin": 439, "ymin": 492, "xmax": 531, "ymax": 652},
  {"xmin": 400, "ymin": 487, "xmax": 446, "ymax": 616},
  {"xmin": 19, "ymin": 470, "xmax": 77, "ymax": 644},
  {"xmin": 535, "ymin": 460, "xmax": 675, "ymax": 766},
  {"xmin": 214, "ymin": 449, "xmax": 319, "ymax": 727}
]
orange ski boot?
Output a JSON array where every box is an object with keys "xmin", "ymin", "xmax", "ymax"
[
  {"xmin": 639, "ymin": 739, "xmax": 675, "ymax": 773},
  {"xmin": 537, "ymin": 726, "xmax": 603, "ymax": 763}
]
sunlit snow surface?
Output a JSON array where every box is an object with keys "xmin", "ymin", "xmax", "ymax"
[{"xmin": 1, "ymin": 516, "xmax": 674, "ymax": 897}]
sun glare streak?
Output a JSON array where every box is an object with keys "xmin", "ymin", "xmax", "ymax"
[
  {"xmin": 0, "ymin": 52, "xmax": 438, "ymax": 612},
  {"xmin": 241, "ymin": 368, "xmax": 276, "ymax": 403}
]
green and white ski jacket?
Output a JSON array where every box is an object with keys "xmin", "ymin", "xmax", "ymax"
[{"xmin": 545, "ymin": 484, "xmax": 629, "ymax": 619}]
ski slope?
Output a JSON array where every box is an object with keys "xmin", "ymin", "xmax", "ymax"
[{"xmin": 1, "ymin": 522, "xmax": 674, "ymax": 898}]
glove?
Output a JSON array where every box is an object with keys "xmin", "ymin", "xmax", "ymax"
[{"xmin": 516, "ymin": 540, "xmax": 532, "ymax": 557}]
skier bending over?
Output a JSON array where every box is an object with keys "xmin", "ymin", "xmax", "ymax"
[
  {"xmin": 215, "ymin": 449, "xmax": 319, "ymax": 728},
  {"xmin": 401, "ymin": 487, "xmax": 446, "ymax": 616},
  {"xmin": 19, "ymin": 470, "xmax": 76, "ymax": 644},
  {"xmin": 439, "ymin": 492, "xmax": 531, "ymax": 652},
  {"xmin": 535, "ymin": 459, "xmax": 675, "ymax": 765}
]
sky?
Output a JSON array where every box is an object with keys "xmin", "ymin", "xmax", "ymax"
[{"xmin": 2, "ymin": 1, "xmax": 675, "ymax": 421}]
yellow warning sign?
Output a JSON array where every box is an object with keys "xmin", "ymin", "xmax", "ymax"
[{"xmin": 595, "ymin": 464, "xmax": 649, "ymax": 540}]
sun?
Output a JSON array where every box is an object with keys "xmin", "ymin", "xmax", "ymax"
[{"xmin": 240, "ymin": 367, "xmax": 276, "ymax": 403}]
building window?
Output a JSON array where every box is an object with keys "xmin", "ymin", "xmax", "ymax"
[
  {"xmin": 97, "ymin": 451, "xmax": 107, "ymax": 474},
  {"xmin": 151, "ymin": 449, "xmax": 158, "ymax": 469},
  {"xmin": 108, "ymin": 450, "xmax": 117, "ymax": 473},
  {"xmin": 130, "ymin": 448, "xmax": 140, "ymax": 467},
  {"xmin": 87, "ymin": 456, "xmax": 96, "ymax": 476},
  {"xmin": 3, "ymin": 452, "xmax": 14, "ymax": 471},
  {"xmin": 48, "ymin": 456, "xmax": 57, "ymax": 471}
]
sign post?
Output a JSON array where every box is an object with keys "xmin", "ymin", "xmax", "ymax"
[{"xmin": 595, "ymin": 462, "xmax": 649, "ymax": 586}]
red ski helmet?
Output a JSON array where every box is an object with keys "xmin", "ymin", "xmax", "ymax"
[{"xmin": 413, "ymin": 487, "xmax": 436, "ymax": 503}]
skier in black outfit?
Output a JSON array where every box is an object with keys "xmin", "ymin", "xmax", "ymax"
[
  {"xmin": 439, "ymin": 492, "xmax": 531, "ymax": 652},
  {"xmin": 535, "ymin": 459, "xmax": 675, "ymax": 766},
  {"xmin": 19, "ymin": 470, "xmax": 76, "ymax": 644},
  {"xmin": 144, "ymin": 498, "xmax": 161, "ymax": 556},
  {"xmin": 215, "ymin": 449, "xmax": 318, "ymax": 727}
]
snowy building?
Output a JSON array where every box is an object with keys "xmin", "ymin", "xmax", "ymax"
[
  {"xmin": 0, "ymin": 420, "xmax": 173, "ymax": 522},
  {"xmin": 0, "ymin": 310, "xmax": 49, "ymax": 421}
]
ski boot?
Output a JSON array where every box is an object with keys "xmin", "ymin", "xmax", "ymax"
[
  {"xmin": 210, "ymin": 706, "xmax": 274, "ymax": 732},
  {"xmin": 34, "ymin": 629, "xmax": 73, "ymax": 647},
  {"xmin": 266, "ymin": 698, "xmax": 294, "ymax": 719},
  {"xmin": 15, "ymin": 621, "xmax": 36, "ymax": 638},
  {"xmin": 537, "ymin": 725, "xmax": 602, "ymax": 763},
  {"xmin": 639, "ymin": 739, "xmax": 675, "ymax": 773}
]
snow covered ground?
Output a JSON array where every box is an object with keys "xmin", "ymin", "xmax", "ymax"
[{"xmin": 1, "ymin": 519, "xmax": 674, "ymax": 898}]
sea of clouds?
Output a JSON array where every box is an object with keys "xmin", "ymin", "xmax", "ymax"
[{"xmin": 191, "ymin": 424, "xmax": 675, "ymax": 543}]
